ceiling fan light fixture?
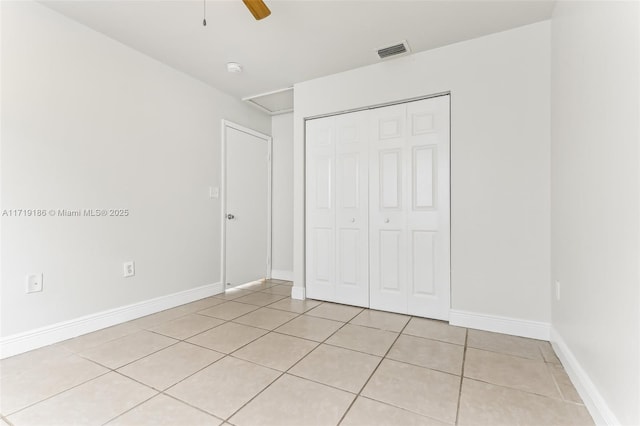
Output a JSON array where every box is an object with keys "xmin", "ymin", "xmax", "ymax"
[{"xmin": 242, "ymin": 0, "xmax": 271, "ymax": 20}]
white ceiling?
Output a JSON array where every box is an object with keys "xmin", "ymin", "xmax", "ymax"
[{"xmin": 42, "ymin": 0, "xmax": 555, "ymax": 101}]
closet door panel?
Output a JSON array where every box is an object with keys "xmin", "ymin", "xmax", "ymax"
[
  {"xmin": 369, "ymin": 104, "xmax": 407, "ymax": 313},
  {"xmin": 305, "ymin": 117, "xmax": 336, "ymax": 301},
  {"xmin": 406, "ymin": 96, "xmax": 450, "ymax": 320},
  {"xmin": 335, "ymin": 111, "xmax": 369, "ymax": 306}
]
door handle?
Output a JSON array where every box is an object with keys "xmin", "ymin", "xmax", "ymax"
[
  {"xmin": 227, "ymin": 214, "xmax": 235, "ymax": 220},
  {"xmin": 384, "ymin": 218, "xmax": 390, "ymax": 223}
]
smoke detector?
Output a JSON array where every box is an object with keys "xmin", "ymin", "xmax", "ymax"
[
  {"xmin": 376, "ymin": 40, "xmax": 411, "ymax": 60},
  {"xmin": 227, "ymin": 62, "xmax": 242, "ymax": 73}
]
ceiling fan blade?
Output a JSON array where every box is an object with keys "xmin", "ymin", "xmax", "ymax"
[{"xmin": 242, "ymin": 0, "xmax": 271, "ymax": 20}]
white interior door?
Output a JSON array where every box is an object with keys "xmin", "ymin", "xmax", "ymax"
[
  {"xmin": 369, "ymin": 96, "xmax": 450, "ymax": 320},
  {"xmin": 305, "ymin": 95, "xmax": 450, "ymax": 320},
  {"xmin": 306, "ymin": 111, "xmax": 369, "ymax": 306},
  {"xmin": 224, "ymin": 123, "xmax": 271, "ymax": 288}
]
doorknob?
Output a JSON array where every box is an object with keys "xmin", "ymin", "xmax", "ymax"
[
  {"xmin": 384, "ymin": 218, "xmax": 390, "ymax": 223},
  {"xmin": 227, "ymin": 214, "xmax": 235, "ymax": 220},
  {"xmin": 351, "ymin": 218, "xmax": 356, "ymax": 223}
]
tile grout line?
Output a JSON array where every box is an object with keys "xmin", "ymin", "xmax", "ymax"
[
  {"xmin": 454, "ymin": 328, "xmax": 469, "ymax": 425},
  {"xmin": 336, "ymin": 315, "xmax": 414, "ymax": 426},
  {"xmin": 101, "ymin": 282, "xmax": 298, "ymax": 425},
  {"xmin": 219, "ymin": 306, "xmax": 362, "ymax": 424}
]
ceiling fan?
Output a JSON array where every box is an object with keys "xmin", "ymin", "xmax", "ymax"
[
  {"xmin": 203, "ymin": 0, "xmax": 270, "ymax": 26},
  {"xmin": 242, "ymin": 0, "xmax": 271, "ymax": 20}
]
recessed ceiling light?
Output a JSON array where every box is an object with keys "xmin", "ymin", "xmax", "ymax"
[{"xmin": 227, "ymin": 62, "xmax": 242, "ymax": 73}]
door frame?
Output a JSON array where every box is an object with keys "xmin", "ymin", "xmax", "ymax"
[{"xmin": 220, "ymin": 119, "xmax": 273, "ymax": 290}]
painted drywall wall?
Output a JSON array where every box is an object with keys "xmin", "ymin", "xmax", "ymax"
[
  {"xmin": 550, "ymin": 2, "xmax": 640, "ymax": 424},
  {"xmin": 293, "ymin": 21, "xmax": 551, "ymax": 324},
  {"xmin": 270, "ymin": 113, "xmax": 294, "ymax": 279},
  {"xmin": 0, "ymin": 1, "xmax": 270, "ymax": 337}
]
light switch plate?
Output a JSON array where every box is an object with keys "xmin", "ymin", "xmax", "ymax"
[{"xmin": 209, "ymin": 186, "xmax": 220, "ymax": 199}]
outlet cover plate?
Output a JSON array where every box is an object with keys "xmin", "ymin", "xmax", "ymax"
[
  {"xmin": 26, "ymin": 273, "xmax": 43, "ymax": 293},
  {"xmin": 123, "ymin": 261, "xmax": 135, "ymax": 278}
]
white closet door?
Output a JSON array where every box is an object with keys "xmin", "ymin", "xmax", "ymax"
[
  {"xmin": 334, "ymin": 111, "xmax": 369, "ymax": 306},
  {"xmin": 369, "ymin": 103, "xmax": 408, "ymax": 313},
  {"xmin": 406, "ymin": 96, "xmax": 450, "ymax": 320},
  {"xmin": 306, "ymin": 117, "xmax": 335, "ymax": 301},
  {"xmin": 306, "ymin": 112, "xmax": 369, "ymax": 306},
  {"xmin": 369, "ymin": 95, "xmax": 450, "ymax": 320}
]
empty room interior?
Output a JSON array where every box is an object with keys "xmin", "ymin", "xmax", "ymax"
[{"xmin": 1, "ymin": 0, "xmax": 638, "ymax": 425}]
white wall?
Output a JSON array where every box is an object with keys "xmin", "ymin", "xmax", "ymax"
[
  {"xmin": 270, "ymin": 113, "xmax": 294, "ymax": 279},
  {"xmin": 550, "ymin": 2, "xmax": 640, "ymax": 424},
  {"xmin": 0, "ymin": 1, "xmax": 270, "ymax": 339},
  {"xmin": 293, "ymin": 21, "xmax": 551, "ymax": 327}
]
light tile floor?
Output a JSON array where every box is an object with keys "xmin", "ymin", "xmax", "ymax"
[{"xmin": 0, "ymin": 279, "xmax": 594, "ymax": 426}]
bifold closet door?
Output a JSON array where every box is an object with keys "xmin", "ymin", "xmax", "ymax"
[
  {"xmin": 305, "ymin": 111, "xmax": 369, "ymax": 306},
  {"xmin": 369, "ymin": 95, "xmax": 450, "ymax": 320}
]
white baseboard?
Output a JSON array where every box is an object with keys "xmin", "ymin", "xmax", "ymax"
[
  {"xmin": 0, "ymin": 282, "xmax": 223, "ymax": 359},
  {"xmin": 271, "ymin": 269, "xmax": 293, "ymax": 281},
  {"xmin": 291, "ymin": 286, "xmax": 306, "ymax": 300},
  {"xmin": 550, "ymin": 327, "xmax": 619, "ymax": 426},
  {"xmin": 449, "ymin": 309, "xmax": 550, "ymax": 340}
]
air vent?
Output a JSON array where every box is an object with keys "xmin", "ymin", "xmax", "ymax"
[{"xmin": 377, "ymin": 40, "xmax": 411, "ymax": 60}]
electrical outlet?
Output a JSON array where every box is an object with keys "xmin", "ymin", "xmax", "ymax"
[
  {"xmin": 26, "ymin": 273, "xmax": 43, "ymax": 293},
  {"xmin": 209, "ymin": 186, "xmax": 219, "ymax": 199},
  {"xmin": 555, "ymin": 281, "xmax": 561, "ymax": 301},
  {"xmin": 123, "ymin": 261, "xmax": 135, "ymax": 278}
]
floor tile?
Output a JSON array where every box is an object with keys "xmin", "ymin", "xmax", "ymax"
[
  {"xmin": 187, "ymin": 322, "xmax": 267, "ymax": 353},
  {"xmin": 0, "ymin": 354, "xmax": 108, "ymax": 414},
  {"xmin": 402, "ymin": 317, "xmax": 466, "ymax": 345},
  {"xmin": 180, "ymin": 297, "xmax": 227, "ymax": 312},
  {"xmin": 326, "ymin": 324, "xmax": 397, "ymax": 356},
  {"xmin": 117, "ymin": 342, "xmax": 223, "ymax": 390},
  {"xmin": 149, "ymin": 314, "xmax": 224, "ymax": 340},
  {"xmin": 289, "ymin": 344, "xmax": 380, "ymax": 393},
  {"xmin": 266, "ymin": 279, "xmax": 292, "ymax": 285},
  {"xmin": 548, "ymin": 363, "xmax": 583, "ymax": 403},
  {"xmin": 362, "ymin": 359, "xmax": 460, "ymax": 423},
  {"xmin": 237, "ymin": 280, "xmax": 277, "ymax": 291},
  {"xmin": 267, "ymin": 297, "xmax": 322, "ymax": 314},
  {"xmin": 80, "ymin": 330, "xmax": 177, "ymax": 369},
  {"xmin": 259, "ymin": 285, "xmax": 292, "ymax": 296},
  {"xmin": 458, "ymin": 378, "xmax": 594, "ymax": 426},
  {"xmin": 305, "ymin": 302, "xmax": 363, "ymax": 322},
  {"xmin": 232, "ymin": 307, "xmax": 298, "ymax": 330},
  {"xmin": 275, "ymin": 315, "xmax": 343, "ymax": 342},
  {"xmin": 7, "ymin": 372, "xmax": 156, "ymax": 426},
  {"xmin": 129, "ymin": 305, "xmax": 194, "ymax": 329},
  {"xmin": 232, "ymin": 292, "xmax": 288, "ymax": 307},
  {"xmin": 467, "ymin": 329, "xmax": 543, "ymax": 360},
  {"xmin": 232, "ymin": 332, "xmax": 318, "ymax": 371},
  {"xmin": 198, "ymin": 301, "xmax": 260, "ymax": 320},
  {"xmin": 342, "ymin": 396, "xmax": 450, "ymax": 426},
  {"xmin": 59, "ymin": 322, "xmax": 141, "ymax": 353},
  {"xmin": 464, "ymin": 348, "xmax": 560, "ymax": 398},
  {"xmin": 166, "ymin": 356, "xmax": 279, "ymax": 419},
  {"xmin": 213, "ymin": 288, "xmax": 254, "ymax": 300},
  {"xmin": 349, "ymin": 310, "xmax": 410, "ymax": 332},
  {"xmin": 230, "ymin": 374, "xmax": 354, "ymax": 426},
  {"xmin": 387, "ymin": 334, "xmax": 464, "ymax": 375},
  {"xmin": 106, "ymin": 394, "xmax": 223, "ymax": 426},
  {"xmin": 0, "ymin": 345, "xmax": 73, "ymax": 379},
  {"xmin": 539, "ymin": 341, "xmax": 561, "ymax": 364}
]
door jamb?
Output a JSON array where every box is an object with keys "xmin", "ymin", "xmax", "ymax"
[{"xmin": 220, "ymin": 119, "xmax": 273, "ymax": 291}]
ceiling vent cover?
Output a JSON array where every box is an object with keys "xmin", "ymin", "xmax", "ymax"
[{"xmin": 377, "ymin": 40, "xmax": 411, "ymax": 59}]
